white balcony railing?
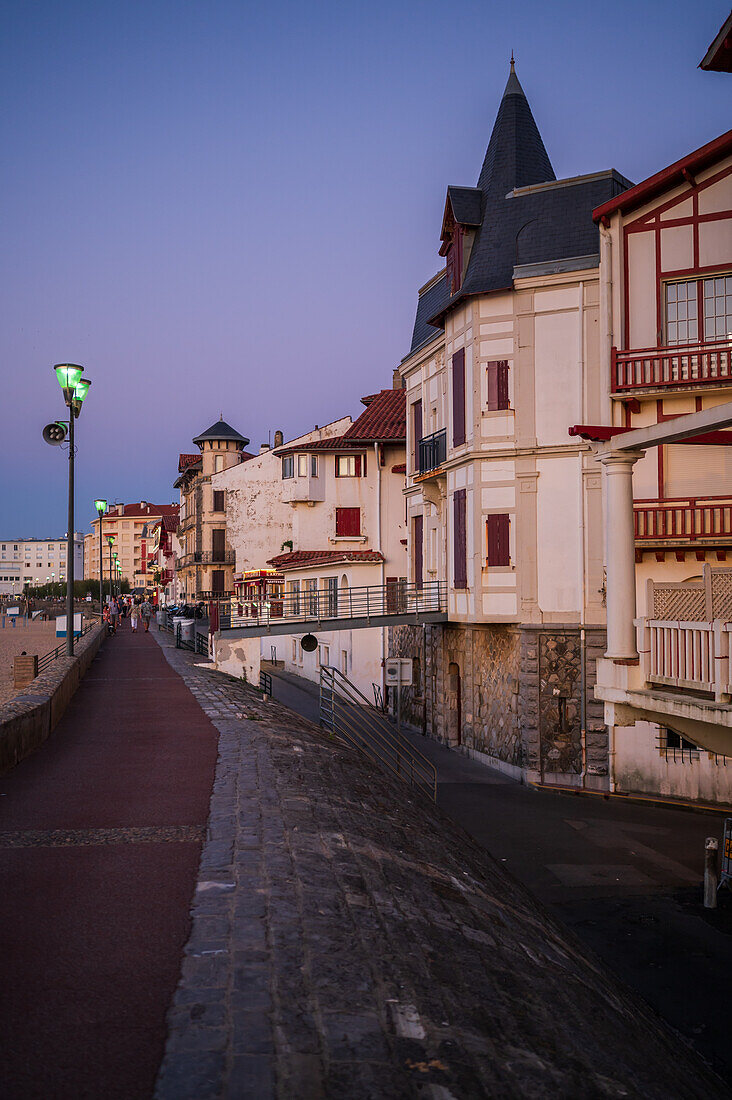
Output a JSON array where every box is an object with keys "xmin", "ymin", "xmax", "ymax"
[{"xmin": 639, "ymin": 617, "xmax": 732, "ymax": 702}]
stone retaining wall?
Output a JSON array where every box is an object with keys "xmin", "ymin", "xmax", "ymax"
[
  {"xmin": 391, "ymin": 621, "xmax": 608, "ymax": 787},
  {"xmin": 0, "ymin": 623, "xmax": 106, "ymax": 774}
]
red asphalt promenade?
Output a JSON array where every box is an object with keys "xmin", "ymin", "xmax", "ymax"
[{"xmin": 0, "ymin": 625, "xmax": 219, "ymax": 1099}]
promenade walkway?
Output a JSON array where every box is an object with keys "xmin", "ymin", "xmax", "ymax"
[
  {"xmin": 0, "ymin": 628, "xmax": 727, "ymax": 1098},
  {"xmin": 0, "ymin": 625, "xmax": 219, "ymax": 1099}
]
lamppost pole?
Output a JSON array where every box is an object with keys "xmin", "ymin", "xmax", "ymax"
[
  {"xmin": 53, "ymin": 365, "xmax": 90, "ymax": 657},
  {"xmin": 95, "ymin": 501, "xmax": 107, "ymax": 612}
]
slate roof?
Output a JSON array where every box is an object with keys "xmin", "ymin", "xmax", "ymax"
[
  {"xmin": 266, "ymin": 550, "xmax": 385, "ymax": 571},
  {"xmin": 408, "ymin": 271, "xmax": 451, "ymax": 358},
  {"xmin": 447, "ymin": 186, "xmax": 482, "ymax": 226},
  {"xmin": 342, "ymin": 389, "xmax": 406, "ymax": 443},
  {"xmin": 192, "ymin": 418, "xmax": 250, "ymax": 447},
  {"xmin": 407, "ymin": 64, "xmax": 633, "ymax": 352}
]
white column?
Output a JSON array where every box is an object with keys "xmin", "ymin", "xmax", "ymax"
[{"xmin": 599, "ymin": 449, "xmax": 643, "ymax": 661}]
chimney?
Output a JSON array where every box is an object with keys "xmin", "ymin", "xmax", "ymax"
[
  {"xmin": 259, "ymin": 443, "xmax": 270, "ymax": 454},
  {"xmin": 392, "ymin": 368, "xmax": 404, "ymax": 390},
  {"xmin": 273, "ymin": 429, "xmax": 284, "ymax": 448}
]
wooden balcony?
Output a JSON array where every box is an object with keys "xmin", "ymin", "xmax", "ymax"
[
  {"xmin": 634, "ymin": 496, "xmax": 732, "ymax": 545},
  {"xmin": 612, "ymin": 339, "xmax": 732, "ymax": 395}
]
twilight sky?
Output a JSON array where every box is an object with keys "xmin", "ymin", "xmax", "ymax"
[{"xmin": 2, "ymin": 0, "xmax": 730, "ymax": 538}]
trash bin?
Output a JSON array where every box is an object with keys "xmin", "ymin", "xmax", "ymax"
[{"xmin": 179, "ymin": 619, "xmax": 195, "ymax": 643}]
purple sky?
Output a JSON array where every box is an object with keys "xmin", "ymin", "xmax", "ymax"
[{"xmin": 2, "ymin": 0, "xmax": 730, "ymax": 538}]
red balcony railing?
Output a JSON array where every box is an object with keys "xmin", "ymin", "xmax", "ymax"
[
  {"xmin": 634, "ymin": 496, "xmax": 732, "ymax": 542},
  {"xmin": 612, "ymin": 340, "xmax": 732, "ymax": 393}
]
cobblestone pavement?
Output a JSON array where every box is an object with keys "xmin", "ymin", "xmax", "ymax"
[{"xmin": 153, "ymin": 632, "xmax": 727, "ymax": 1100}]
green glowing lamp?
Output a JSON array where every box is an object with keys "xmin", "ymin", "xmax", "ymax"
[
  {"xmin": 72, "ymin": 377, "xmax": 92, "ymax": 417},
  {"xmin": 94, "ymin": 499, "xmax": 107, "ymax": 517},
  {"xmin": 54, "ymin": 364, "xmax": 84, "ymax": 406}
]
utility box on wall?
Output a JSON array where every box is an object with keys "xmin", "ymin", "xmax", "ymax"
[{"xmin": 385, "ymin": 658, "xmax": 412, "ymax": 686}]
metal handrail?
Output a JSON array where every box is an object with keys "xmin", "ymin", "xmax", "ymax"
[
  {"xmin": 320, "ymin": 665, "xmax": 437, "ymax": 801},
  {"xmin": 215, "ymin": 579, "xmax": 446, "ymax": 632},
  {"xmin": 36, "ymin": 616, "xmax": 102, "ymax": 675},
  {"xmin": 417, "ymin": 428, "xmax": 447, "ymax": 475}
]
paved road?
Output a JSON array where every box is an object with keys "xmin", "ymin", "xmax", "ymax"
[
  {"xmin": 268, "ymin": 666, "xmax": 732, "ymax": 1085},
  {"xmin": 0, "ymin": 625, "xmax": 219, "ymax": 1099}
]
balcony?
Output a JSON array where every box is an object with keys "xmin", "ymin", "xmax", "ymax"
[
  {"xmin": 634, "ymin": 496, "xmax": 732, "ymax": 546},
  {"xmin": 416, "ymin": 429, "xmax": 447, "ymax": 477},
  {"xmin": 611, "ymin": 339, "xmax": 732, "ymax": 395},
  {"xmin": 284, "ymin": 475, "xmax": 325, "ymax": 505}
]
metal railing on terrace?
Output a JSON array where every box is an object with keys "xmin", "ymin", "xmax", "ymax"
[
  {"xmin": 37, "ymin": 617, "xmax": 101, "ymax": 675},
  {"xmin": 417, "ymin": 428, "xmax": 447, "ymax": 475},
  {"xmin": 320, "ymin": 665, "xmax": 437, "ymax": 800},
  {"xmin": 612, "ymin": 339, "xmax": 732, "ymax": 394},
  {"xmin": 212, "ymin": 580, "xmax": 447, "ymax": 635},
  {"xmin": 634, "ymin": 496, "xmax": 732, "ymax": 543}
]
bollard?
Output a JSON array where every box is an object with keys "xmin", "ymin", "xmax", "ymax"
[{"xmin": 704, "ymin": 837, "xmax": 718, "ymax": 909}]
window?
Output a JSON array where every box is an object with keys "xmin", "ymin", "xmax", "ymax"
[
  {"xmin": 341, "ymin": 650, "xmax": 348, "ymax": 675},
  {"xmin": 311, "ymin": 454, "xmax": 318, "ymax": 477},
  {"xmin": 292, "ymin": 639, "xmax": 298, "ymax": 662},
  {"xmin": 412, "ymin": 400, "xmax": 423, "ymax": 469},
  {"xmin": 326, "ymin": 576, "xmax": 338, "ymax": 616},
  {"xmin": 486, "ymin": 361, "xmax": 509, "ymax": 410},
  {"xmin": 319, "ymin": 644, "xmax": 330, "ymax": 668},
  {"xmin": 413, "ymin": 514, "xmax": 423, "ymax": 589},
  {"xmin": 665, "ymin": 275, "xmax": 732, "ymax": 346},
  {"xmin": 486, "ymin": 514, "xmax": 510, "ymax": 567},
  {"xmin": 297, "ymin": 454, "xmax": 308, "ymax": 477},
  {"xmin": 659, "ymin": 727, "xmax": 700, "ymax": 762},
  {"xmin": 452, "ymin": 349, "xmax": 466, "ymax": 446},
  {"xmin": 335, "ymin": 508, "xmax": 360, "ymax": 537},
  {"xmin": 282, "ymin": 455, "xmax": 294, "ymax": 479},
  {"xmin": 453, "ymin": 489, "xmax": 467, "ymax": 589},
  {"xmin": 289, "ymin": 579, "xmax": 300, "ymax": 615},
  {"xmin": 307, "ymin": 578, "xmax": 319, "ymax": 616},
  {"xmin": 335, "ymin": 454, "xmax": 365, "ymax": 477},
  {"xmin": 214, "ymin": 454, "xmax": 225, "ymax": 473},
  {"xmin": 213, "ymin": 490, "xmax": 225, "ymax": 512},
  {"xmin": 703, "ymin": 275, "xmax": 732, "ymax": 341}
]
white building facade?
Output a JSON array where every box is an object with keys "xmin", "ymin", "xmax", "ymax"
[{"xmin": 0, "ymin": 533, "xmax": 84, "ymax": 597}]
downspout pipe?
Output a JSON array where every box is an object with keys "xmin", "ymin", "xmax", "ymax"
[{"xmin": 376, "ymin": 442, "xmax": 385, "ymax": 691}]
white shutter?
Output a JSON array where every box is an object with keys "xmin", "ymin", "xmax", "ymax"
[{"xmin": 664, "ymin": 445, "xmax": 731, "ymax": 498}]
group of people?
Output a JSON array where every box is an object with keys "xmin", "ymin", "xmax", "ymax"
[{"xmin": 103, "ymin": 596, "xmax": 154, "ymax": 635}]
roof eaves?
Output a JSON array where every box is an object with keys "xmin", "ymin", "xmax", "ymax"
[{"xmin": 593, "ymin": 130, "xmax": 732, "ymax": 222}]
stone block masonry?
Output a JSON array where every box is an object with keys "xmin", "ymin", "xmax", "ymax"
[
  {"xmin": 392, "ymin": 621, "xmax": 608, "ymax": 786},
  {"xmin": 152, "ymin": 632, "xmax": 725, "ymax": 1099}
]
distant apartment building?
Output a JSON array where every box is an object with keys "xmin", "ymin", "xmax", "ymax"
[
  {"xmin": 0, "ymin": 534, "xmax": 84, "ymax": 596},
  {"xmin": 175, "ymin": 419, "xmax": 253, "ymax": 601},
  {"xmin": 393, "ymin": 63, "xmax": 631, "ymax": 787},
  {"xmin": 146, "ymin": 514, "xmax": 182, "ymax": 605},
  {"xmin": 84, "ymin": 502, "xmax": 178, "ymax": 591}
]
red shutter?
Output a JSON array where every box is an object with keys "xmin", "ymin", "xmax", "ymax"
[
  {"xmin": 414, "ymin": 514, "xmax": 423, "ymax": 589},
  {"xmin": 336, "ymin": 508, "xmax": 360, "ymax": 536},
  {"xmin": 452, "ymin": 349, "xmax": 466, "ymax": 446},
  {"xmin": 354, "ymin": 455, "xmax": 361, "ymax": 477},
  {"xmin": 413, "ymin": 400, "xmax": 423, "ymax": 469},
  {"xmin": 453, "ymin": 490, "xmax": 467, "ymax": 589},
  {"xmin": 486, "ymin": 361, "xmax": 509, "ymax": 411},
  {"xmin": 361, "ymin": 452, "xmax": 366, "ymax": 477},
  {"xmin": 486, "ymin": 514, "xmax": 510, "ymax": 566}
]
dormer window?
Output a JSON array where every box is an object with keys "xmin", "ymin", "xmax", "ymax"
[{"xmin": 445, "ymin": 227, "xmax": 463, "ymax": 294}]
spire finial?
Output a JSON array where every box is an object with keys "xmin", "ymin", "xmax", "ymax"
[{"xmin": 510, "ymin": 51, "xmax": 515, "ymax": 73}]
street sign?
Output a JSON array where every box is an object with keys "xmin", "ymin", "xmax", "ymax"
[
  {"xmin": 385, "ymin": 658, "xmax": 412, "ymax": 686},
  {"xmin": 722, "ymin": 818, "xmax": 732, "ymax": 889}
]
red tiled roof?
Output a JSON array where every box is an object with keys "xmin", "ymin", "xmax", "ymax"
[
  {"xmin": 275, "ymin": 436, "xmax": 349, "ymax": 456},
  {"xmin": 391, "ymin": 463, "xmax": 406, "ymax": 474},
  {"xmin": 342, "ymin": 389, "xmax": 405, "ymax": 443},
  {"xmin": 162, "ymin": 513, "xmax": 179, "ymax": 533},
  {"xmin": 178, "ymin": 453, "xmax": 201, "ymax": 473},
  {"xmin": 106, "ymin": 502, "xmax": 178, "ymax": 519},
  {"xmin": 266, "ymin": 549, "xmax": 384, "ymax": 571}
]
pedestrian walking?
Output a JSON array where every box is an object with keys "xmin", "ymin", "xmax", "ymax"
[
  {"xmin": 140, "ymin": 598, "xmax": 153, "ymax": 633},
  {"xmin": 109, "ymin": 597, "xmax": 119, "ymax": 634},
  {"xmin": 129, "ymin": 601, "xmax": 139, "ymax": 633}
]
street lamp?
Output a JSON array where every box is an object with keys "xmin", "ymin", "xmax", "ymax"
[
  {"xmin": 113, "ymin": 552, "xmax": 119, "ymax": 596},
  {"xmin": 107, "ymin": 536, "xmax": 115, "ymax": 599},
  {"xmin": 53, "ymin": 364, "xmax": 91, "ymax": 655},
  {"xmin": 94, "ymin": 500, "xmax": 107, "ymax": 610}
]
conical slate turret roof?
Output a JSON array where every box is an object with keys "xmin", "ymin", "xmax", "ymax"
[
  {"xmin": 413, "ymin": 62, "xmax": 631, "ymax": 343},
  {"xmin": 192, "ymin": 417, "xmax": 250, "ymax": 447},
  {"xmin": 476, "ymin": 62, "xmax": 555, "ymax": 195}
]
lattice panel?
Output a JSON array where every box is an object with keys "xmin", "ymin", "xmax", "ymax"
[
  {"xmin": 711, "ymin": 569, "xmax": 732, "ymax": 617},
  {"xmin": 652, "ymin": 585, "xmax": 706, "ymax": 620}
]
